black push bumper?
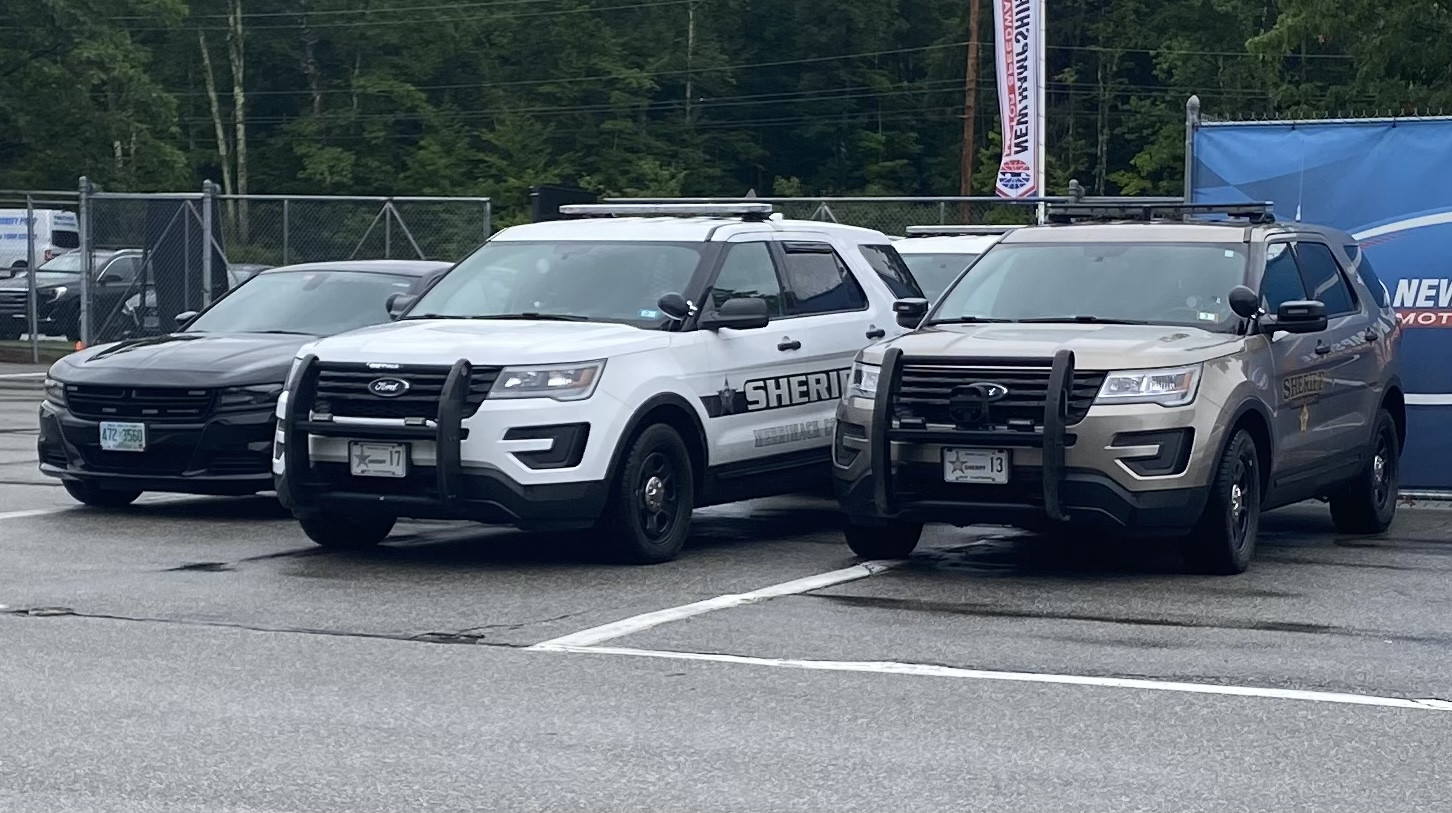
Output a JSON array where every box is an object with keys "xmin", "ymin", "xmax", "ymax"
[
  {"xmin": 838, "ymin": 347, "xmax": 1208, "ymax": 535},
  {"xmin": 276, "ymin": 355, "xmax": 606, "ymax": 529}
]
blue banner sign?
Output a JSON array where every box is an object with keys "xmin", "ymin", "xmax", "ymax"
[{"xmin": 1193, "ymin": 118, "xmax": 1452, "ymax": 490}]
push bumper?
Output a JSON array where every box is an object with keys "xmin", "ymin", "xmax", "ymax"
[{"xmin": 276, "ymin": 355, "xmax": 607, "ymax": 529}]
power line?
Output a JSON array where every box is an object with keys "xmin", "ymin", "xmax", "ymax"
[
  {"xmin": 110, "ymin": 0, "xmax": 559, "ymax": 22},
  {"xmin": 122, "ymin": 0, "xmax": 706, "ymax": 33}
]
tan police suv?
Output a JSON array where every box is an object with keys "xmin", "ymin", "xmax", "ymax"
[{"xmin": 832, "ymin": 202, "xmax": 1404, "ymax": 574}]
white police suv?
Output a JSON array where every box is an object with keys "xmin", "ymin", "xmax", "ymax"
[
  {"xmin": 893, "ymin": 225, "xmax": 1016, "ymax": 300},
  {"xmin": 274, "ymin": 203, "xmax": 925, "ymax": 562}
]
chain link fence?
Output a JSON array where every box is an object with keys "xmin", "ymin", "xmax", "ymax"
[
  {"xmin": 606, "ymin": 196, "xmax": 1049, "ymax": 235},
  {"xmin": 77, "ymin": 181, "xmax": 492, "ymax": 345},
  {"xmin": 0, "ymin": 189, "xmax": 81, "ymax": 362}
]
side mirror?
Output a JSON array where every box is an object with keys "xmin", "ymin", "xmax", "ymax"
[
  {"xmin": 1228, "ymin": 285, "xmax": 1259, "ymax": 319},
  {"xmin": 657, "ymin": 292, "xmax": 691, "ymax": 321},
  {"xmin": 699, "ymin": 297, "xmax": 770, "ymax": 331},
  {"xmin": 386, "ymin": 293, "xmax": 416, "ymax": 320},
  {"xmin": 893, "ymin": 297, "xmax": 930, "ymax": 329},
  {"xmin": 1265, "ymin": 300, "xmax": 1327, "ymax": 334},
  {"xmin": 175, "ymin": 310, "xmax": 199, "ymax": 327}
]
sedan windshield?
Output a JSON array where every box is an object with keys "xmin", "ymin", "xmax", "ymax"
[
  {"xmin": 900, "ymin": 253, "xmax": 981, "ymax": 301},
  {"xmin": 408, "ymin": 241, "xmax": 705, "ymax": 328},
  {"xmin": 931, "ymin": 242, "xmax": 1250, "ymax": 332},
  {"xmin": 184, "ymin": 270, "xmax": 418, "ymax": 335},
  {"xmin": 36, "ymin": 253, "xmax": 85, "ymax": 273}
]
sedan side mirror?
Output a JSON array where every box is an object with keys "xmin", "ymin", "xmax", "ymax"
[
  {"xmin": 699, "ymin": 297, "xmax": 770, "ymax": 331},
  {"xmin": 1264, "ymin": 300, "xmax": 1328, "ymax": 334},
  {"xmin": 893, "ymin": 297, "xmax": 930, "ymax": 329},
  {"xmin": 386, "ymin": 293, "xmax": 416, "ymax": 320}
]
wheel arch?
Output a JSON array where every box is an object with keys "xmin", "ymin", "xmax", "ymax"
[
  {"xmin": 607, "ymin": 393, "xmax": 710, "ymax": 494},
  {"xmin": 1381, "ymin": 380, "xmax": 1406, "ymax": 451},
  {"xmin": 1226, "ymin": 399, "xmax": 1274, "ymax": 492}
]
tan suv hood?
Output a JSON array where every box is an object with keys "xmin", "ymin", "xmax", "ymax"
[{"xmin": 862, "ymin": 323, "xmax": 1244, "ymax": 371}]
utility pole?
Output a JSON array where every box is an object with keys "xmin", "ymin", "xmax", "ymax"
[
  {"xmin": 960, "ymin": 0, "xmax": 983, "ymax": 216},
  {"xmin": 685, "ymin": 1, "xmax": 696, "ymax": 122}
]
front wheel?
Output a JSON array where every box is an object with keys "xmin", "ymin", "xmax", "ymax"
[
  {"xmin": 1329, "ymin": 409, "xmax": 1400, "ymax": 534},
  {"xmin": 63, "ymin": 479, "xmax": 141, "ymax": 508},
  {"xmin": 298, "ymin": 511, "xmax": 396, "ymax": 550},
  {"xmin": 597, "ymin": 423, "xmax": 695, "ymax": 564},
  {"xmin": 1183, "ymin": 429, "xmax": 1260, "ymax": 575},
  {"xmin": 844, "ymin": 519, "xmax": 923, "ymax": 559}
]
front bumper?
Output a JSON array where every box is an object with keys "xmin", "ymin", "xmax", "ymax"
[
  {"xmin": 37, "ymin": 401, "xmax": 275, "ymax": 495},
  {"xmin": 833, "ymin": 348, "xmax": 1214, "ymax": 535}
]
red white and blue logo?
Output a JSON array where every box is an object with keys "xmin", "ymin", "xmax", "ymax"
[{"xmin": 997, "ymin": 158, "xmax": 1032, "ymax": 193}]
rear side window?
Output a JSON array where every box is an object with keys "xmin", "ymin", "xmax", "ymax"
[
  {"xmin": 51, "ymin": 230, "xmax": 79, "ymax": 249},
  {"xmin": 1345, "ymin": 244, "xmax": 1390, "ymax": 308},
  {"xmin": 779, "ymin": 243, "xmax": 868, "ymax": 316},
  {"xmin": 1260, "ymin": 243, "xmax": 1307, "ymax": 313},
  {"xmin": 858, "ymin": 245, "xmax": 924, "ymax": 299},
  {"xmin": 1294, "ymin": 242, "xmax": 1356, "ymax": 315}
]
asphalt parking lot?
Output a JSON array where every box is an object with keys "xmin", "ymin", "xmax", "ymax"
[{"xmin": 2, "ymin": 366, "xmax": 1450, "ymax": 812}]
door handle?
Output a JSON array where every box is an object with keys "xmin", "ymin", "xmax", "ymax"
[
  {"xmin": 1314, "ymin": 342, "xmax": 1331, "ymax": 355},
  {"xmin": 865, "ymin": 327, "xmax": 886, "ymax": 339},
  {"xmin": 777, "ymin": 339, "xmax": 801, "ymax": 352}
]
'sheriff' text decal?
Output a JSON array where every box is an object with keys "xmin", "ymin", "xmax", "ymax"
[
  {"xmin": 701, "ymin": 368, "xmax": 851, "ymax": 417},
  {"xmin": 1282, "ymin": 370, "xmax": 1329, "ymax": 403}
]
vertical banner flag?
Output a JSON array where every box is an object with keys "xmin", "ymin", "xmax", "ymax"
[{"xmin": 992, "ymin": 0, "xmax": 1044, "ymax": 198}]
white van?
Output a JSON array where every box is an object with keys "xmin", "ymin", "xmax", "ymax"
[{"xmin": 0, "ymin": 210, "xmax": 80, "ymax": 274}]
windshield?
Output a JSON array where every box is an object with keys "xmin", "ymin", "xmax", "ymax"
[
  {"xmin": 930, "ymin": 242, "xmax": 1250, "ymax": 331},
  {"xmin": 185, "ymin": 270, "xmax": 419, "ymax": 335},
  {"xmin": 408, "ymin": 241, "xmax": 706, "ymax": 328},
  {"xmin": 36, "ymin": 253, "xmax": 85, "ymax": 273},
  {"xmin": 900, "ymin": 253, "xmax": 981, "ymax": 300}
]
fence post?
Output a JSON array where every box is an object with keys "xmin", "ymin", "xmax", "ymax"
[
  {"xmin": 484, "ymin": 200, "xmax": 492, "ymax": 242},
  {"xmin": 282, "ymin": 198, "xmax": 291, "ymax": 266},
  {"xmin": 384, "ymin": 202, "xmax": 392, "ymax": 259},
  {"xmin": 25, "ymin": 194, "xmax": 37, "ymax": 362},
  {"xmin": 77, "ymin": 176, "xmax": 92, "ymax": 347},
  {"xmin": 201, "ymin": 180, "xmax": 217, "ymax": 307},
  {"xmin": 1184, "ymin": 95, "xmax": 1201, "ymax": 203}
]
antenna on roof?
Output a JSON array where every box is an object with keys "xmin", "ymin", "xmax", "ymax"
[{"xmin": 1045, "ymin": 200, "xmax": 1275, "ymax": 225}]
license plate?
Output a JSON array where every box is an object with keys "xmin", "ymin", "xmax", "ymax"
[
  {"xmin": 943, "ymin": 448, "xmax": 1010, "ymax": 484},
  {"xmin": 349, "ymin": 442, "xmax": 408, "ymax": 478},
  {"xmin": 99, "ymin": 421, "xmax": 146, "ymax": 452}
]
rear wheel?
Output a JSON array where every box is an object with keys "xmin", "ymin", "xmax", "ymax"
[
  {"xmin": 1183, "ymin": 429, "xmax": 1260, "ymax": 575},
  {"xmin": 597, "ymin": 423, "xmax": 695, "ymax": 564},
  {"xmin": 844, "ymin": 519, "xmax": 923, "ymax": 559},
  {"xmin": 62, "ymin": 479, "xmax": 141, "ymax": 508},
  {"xmin": 1329, "ymin": 409, "xmax": 1399, "ymax": 534},
  {"xmin": 298, "ymin": 511, "xmax": 396, "ymax": 550}
]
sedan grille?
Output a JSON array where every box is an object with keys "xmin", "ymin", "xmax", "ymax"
[{"xmin": 66, "ymin": 385, "xmax": 215, "ymax": 421}]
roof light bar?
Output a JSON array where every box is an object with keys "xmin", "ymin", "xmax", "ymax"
[
  {"xmin": 558, "ymin": 203, "xmax": 775, "ymax": 220},
  {"xmin": 1046, "ymin": 201, "xmax": 1275, "ymax": 224},
  {"xmin": 904, "ymin": 225, "xmax": 1019, "ymax": 237}
]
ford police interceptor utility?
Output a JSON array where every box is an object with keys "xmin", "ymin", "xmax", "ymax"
[
  {"xmin": 834, "ymin": 201, "xmax": 1404, "ymax": 575},
  {"xmin": 274, "ymin": 203, "xmax": 923, "ymax": 562}
]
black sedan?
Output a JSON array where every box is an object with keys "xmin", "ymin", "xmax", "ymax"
[{"xmin": 38, "ymin": 260, "xmax": 450, "ymax": 506}]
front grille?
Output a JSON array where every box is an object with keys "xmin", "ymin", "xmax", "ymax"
[
  {"xmin": 40, "ymin": 445, "xmax": 68, "ymax": 468},
  {"xmin": 893, "ymin": 359, "xmax": 1105, "ymax": 429},
  {"xmin": 312, "ymin": 363, "xmax": 502, "ymax": 420},
  {"xmin": 0, "ymin": 291, "xmax": 27, "ymax": 309},
  {"xmin": 894, "ymin": 461, "xmax": 1046, "ymax": 505},
  {"xmin": 80, "ymin": 447, "xmax": 194, "ymax": 475},
  {"xmin": 67, "ymin": 385, "xmax": 215, "ymax": 421},
  {"xmin": 206, "ymin": 452, "xmax": 271, "ymax": 475}
]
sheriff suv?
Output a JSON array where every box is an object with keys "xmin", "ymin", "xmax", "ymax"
[
  {"xmin": 833, "ymin": 202, "xmax": 1404, "ymax": 574},
  {"xmin": 275, "ymin": 203, "xmax": 923, "ymax": 563}
]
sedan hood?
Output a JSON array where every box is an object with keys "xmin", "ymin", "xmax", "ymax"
[
  {"xmin": 861, "ymin": 323, "xmax": 1245, "ymax": 370},
  {"xmin": 50, "ymin": 332, "xmax": 313, "ymax": 387},
  {"xmin": 303, "ymin": 319, "xmax": 671, "ymax": 366},
  {"xmin": 0, "ymin": 272, "xmax": 78, "ymax": 291}
]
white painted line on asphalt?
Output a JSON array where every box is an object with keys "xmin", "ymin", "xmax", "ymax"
[
  {"xmin": 0, "ymin": 495, "xmax": 203, "ymax": 522},
  {"xmin": 0, "ymin": 507, "xmax": 65, "ymax": 521},
  {"xmin": 0, "ymin": 372, "xmax": 45, "ymax": 379},
  {"xmin": 530, "ymin": 560, "xmax": 901, "ymax": 649},
  {"xmin": 539, "ymin": 644, "xmax": 1452, "ymax": 713}
]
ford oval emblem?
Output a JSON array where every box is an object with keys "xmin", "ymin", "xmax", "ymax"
[
  {"xmin": 980, "ymin": 383, "xmax": 1009, "ymax": 401},
  {"xmin": 368, "ymin": 377, "xmax": 411, "ymax": 398}
]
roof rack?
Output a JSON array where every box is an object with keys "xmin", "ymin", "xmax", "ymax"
[
  {"xmin": 1045, "ymin": 200, "xmax": 1276, "ymax": 225},
  {"xmin": 558, "ymin": 202, "xmax": 775, "ymax": 221},
  {"xmin": 904, "ymin": 225, "xmax": 1019, "ymax": 237}
]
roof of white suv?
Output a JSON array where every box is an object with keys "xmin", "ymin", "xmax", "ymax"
[{"xmin": 491, "ymin": 216, "xmax": 890, "ymax": 244}]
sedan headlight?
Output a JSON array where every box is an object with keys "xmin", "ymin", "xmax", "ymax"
[
  {"xmin": 848, "ymin": 361, "xmax": 880, "ymax": 400},
  {"xmin": 217, "ymin": 384, "xmax": 284, "ymax": 410},
  {"xmin": 49, "ymin": 286, "xmax": 67, "ymax": 302},
  {"xmin": 1095, "ymin": 364, "xmax": 1202, "ymax": 407},
  {"xmin": 43, "ymin": 377, "xmax": 66, "ymax": 405},
  {"xmin": 490, "ymin": 361, "xmax": 604, "ymax": 402}
]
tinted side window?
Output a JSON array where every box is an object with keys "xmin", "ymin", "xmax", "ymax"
[
  {"xmin": 858, "ymin": 245, "xmax": 923, "ymax": 299},
  {"xmin": 101, "ymin": 256, "xmax": 140, "ymax": 284},
  {"xmin": 1294, "ymin": 242, "xmax": 1356, "ymax": 315},
  {"xmin": 1345, "ymin": 244, "xmax": 1390, "ymax": 308},
  {"xmin": 1260, "ymin": 243, "xmax": 1307, "ymax": 313},
  {"xmin": 711, "ymin": 242, "xmax": 783, "ymax": 315},
  {"xmin": 780, "ymin": 243, "xmax": 868, "ymax": 316}
]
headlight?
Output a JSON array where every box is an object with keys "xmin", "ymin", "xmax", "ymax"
[
  {"xmin": 848, "ymin": 361, "xmax": 880, "ymax": 400},
  {"xmin": 490, "ymin": 361, "xmax": 604, "ymax": 402},
  {"xmin": 1095, "ymin": 364, "xmax": 1202, "ymax": 407},
  {"xmin": 217, "ymin": 384, "xmax": 284, "ymax": 410},
  {"xmin": 49, "ymin": 286, "xmax": 67, "ymax": 302},
  {"xmin": 43, "ymin": 377, "xmax": 66, "ymax": 405}
]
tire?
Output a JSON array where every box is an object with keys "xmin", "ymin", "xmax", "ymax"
[
  {"xmin": 596, "ymin": 423, "xmax": 695, "ymax": 564},
  {"xmin": 1183, "ymin": 429, "xmax": 1261, "ymax": 575},
  {"xmin": 1329, "ymin": 409, "xmax": 1400, "ymax": 534},
  {"xmin": 62, "ymin": 479, "xmax": 141, "ymax": 508},
  {"xmin": 298, "ymin": 511, "xmax": 396, "ymax": 550},
  {"xmin": 844, "ymin": 519, "xmax": 923, "ymax": 559}
]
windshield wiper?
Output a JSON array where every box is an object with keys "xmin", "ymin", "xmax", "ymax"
[
  {"xmin": 925, "ymin": 316, "xmax": 1015, "ymax": 325},
  {"xmin": 405, "ymin": 312, "xmax": 590, "ymax": 322},
  {"xmin": 1016, "ymin": 315, "xmax": 1151, "ymax": 325}
]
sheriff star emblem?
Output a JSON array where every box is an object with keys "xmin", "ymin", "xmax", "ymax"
[{"xmin": 1299, "ymin": 404, "xmax": 1310, "ymax": 432}]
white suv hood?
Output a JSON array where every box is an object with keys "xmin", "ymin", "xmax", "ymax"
[{"xmin": 303, "ymin": 319, "xmax": 671, "ymax": 365}]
